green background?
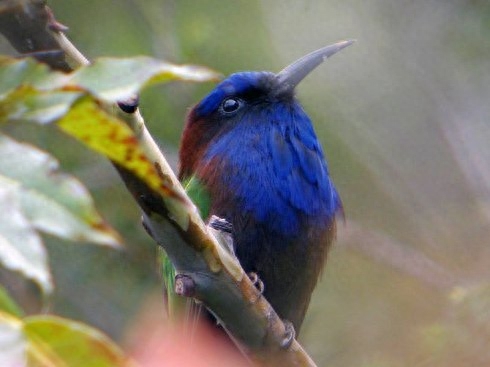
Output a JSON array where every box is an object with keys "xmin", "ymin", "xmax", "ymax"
[{"xmin": 2, "ymin": 1, "xmax": 490, "ymax": 366}]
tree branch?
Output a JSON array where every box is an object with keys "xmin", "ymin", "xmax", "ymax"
[{"xmin": 0, "ymin": 1, "xmax": 317, "ymax": 365}]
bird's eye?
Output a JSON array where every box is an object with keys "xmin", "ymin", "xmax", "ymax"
[{"xmin": 221, "ymin": 97, "xmax": 242, "ymax": 114}]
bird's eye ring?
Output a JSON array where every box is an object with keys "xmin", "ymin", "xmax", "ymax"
[{"xmin": 221, "ymin": 97, "xmax": 242, "ymax": 114}]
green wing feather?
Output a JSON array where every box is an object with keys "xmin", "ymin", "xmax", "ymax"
[{"xmin": 183, "ymin": 175, "xmax": 211, "ymax": 219}]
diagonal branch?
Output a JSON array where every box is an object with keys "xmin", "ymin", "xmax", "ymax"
[{"xmin": 0, "ymin": 1, "xmax": 317, "ymax": 365}]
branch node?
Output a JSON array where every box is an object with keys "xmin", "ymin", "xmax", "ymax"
[
  {"xmin": 45, "ymin": 6, "xmax": 69, "ymax": 32},
  {"xmin": 175, "ymin": 274, "xmax": 195, "ymax": 297},
  {"xmin": 117, "ymin": 94, "xmax": 140, "ymax": 114}
]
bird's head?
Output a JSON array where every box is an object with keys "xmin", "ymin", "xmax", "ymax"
[{"xmin": 179, "ymin": 40, "xmax": 354, "ymax": 179}]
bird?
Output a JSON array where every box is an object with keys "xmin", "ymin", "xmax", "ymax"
[{"xmin": 178, "ymin": 40, "xmax": 353, "ymax": 334}]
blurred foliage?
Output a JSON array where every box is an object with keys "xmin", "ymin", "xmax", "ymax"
[
  {"xmin": 0, "ymin": 53, "xmax": 218, "ymax": 366},
  {"xmin": 0, "ymin": 310, "xmax": 133, "ymax": 367},
  {"xmin": 1, "ymin": 0, "xmax": 489, "ymax": 366},
  {"xmin": 0, "ymin": 50, "xmax": 221, "ymax": 365}
]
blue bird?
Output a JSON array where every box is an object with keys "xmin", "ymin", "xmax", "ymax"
[{"xmin": 179, "ymin": 40, "xmax": 353, "ymax": 333}]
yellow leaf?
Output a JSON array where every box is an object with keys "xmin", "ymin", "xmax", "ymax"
[{"xmin": 57, "ymin": 97, "xmax": 182, "ymax": 201}]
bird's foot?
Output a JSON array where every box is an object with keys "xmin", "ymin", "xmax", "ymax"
[
  {"xmin": 209, "ymin": 215, "xmax": 233, "ymax": 233},
  {"xmin": 248, "ymin": 272, "xmax": 264, "ymax": 295},
  {"xmin": 280, "ymin": 320, "xmax": 296, "ymax": 349},
  {"xmin": 208, "ymin": 215, "xmax": 235, "ymax": 255}
]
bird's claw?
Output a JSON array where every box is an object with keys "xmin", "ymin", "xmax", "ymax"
[
  {"xmin": 280, "ymin": 320, "xmax": 296, "ymax": 349},
  {"xmin": 209, "ymin": 216, "xmax": 233, "ymax": 233},
  {"xmin": 248, "ymin": 272, "xmax": 264, "ymax": 294},
  {"xmin": 208, "ymin": 216, "xmax": 235, "ymax": 255}
]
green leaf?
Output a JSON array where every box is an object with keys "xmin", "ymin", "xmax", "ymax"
[
  {"xmin": 57, "ymin": 97, "xmax": 186, "ymax": 203},
  {"xmin": 0, "ymin": 311, "xmax": 136, "ymax": 367},
  {"xmin": 70, "ymin": 56, "xmax": 220, "ymax": 102},
  {"xmin": 0, "ymin": 56, "xmax": 218, "ymax": 207},
  {"xmin": 6, "ymin": 87, "xmax": 84, "ymax": 124},
  {"xmin": 0, "ymin": 181, "xmax": 52, "ymax": 294},
  {"xmin": 0, "ymin": 57, "xmax": 68, "ymax": 97},
  {"xmin": 24, "ymin": 315, "xmax": 135, "ymax": 367},
  {"xmin": 0, "ymin": 134, "xmax": 121, "ymax": 247},
  {"xmin": 0, "ymin": 284, "xmax": 25, "ymax": 318},
  {"xmin": 0, "ymin": 57, "xmax": 219, "ymax": 117}
]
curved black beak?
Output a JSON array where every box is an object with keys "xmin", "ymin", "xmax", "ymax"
[{"xmin": 274, "ymin": 39, "xmax": 355, "ymax": 96}]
